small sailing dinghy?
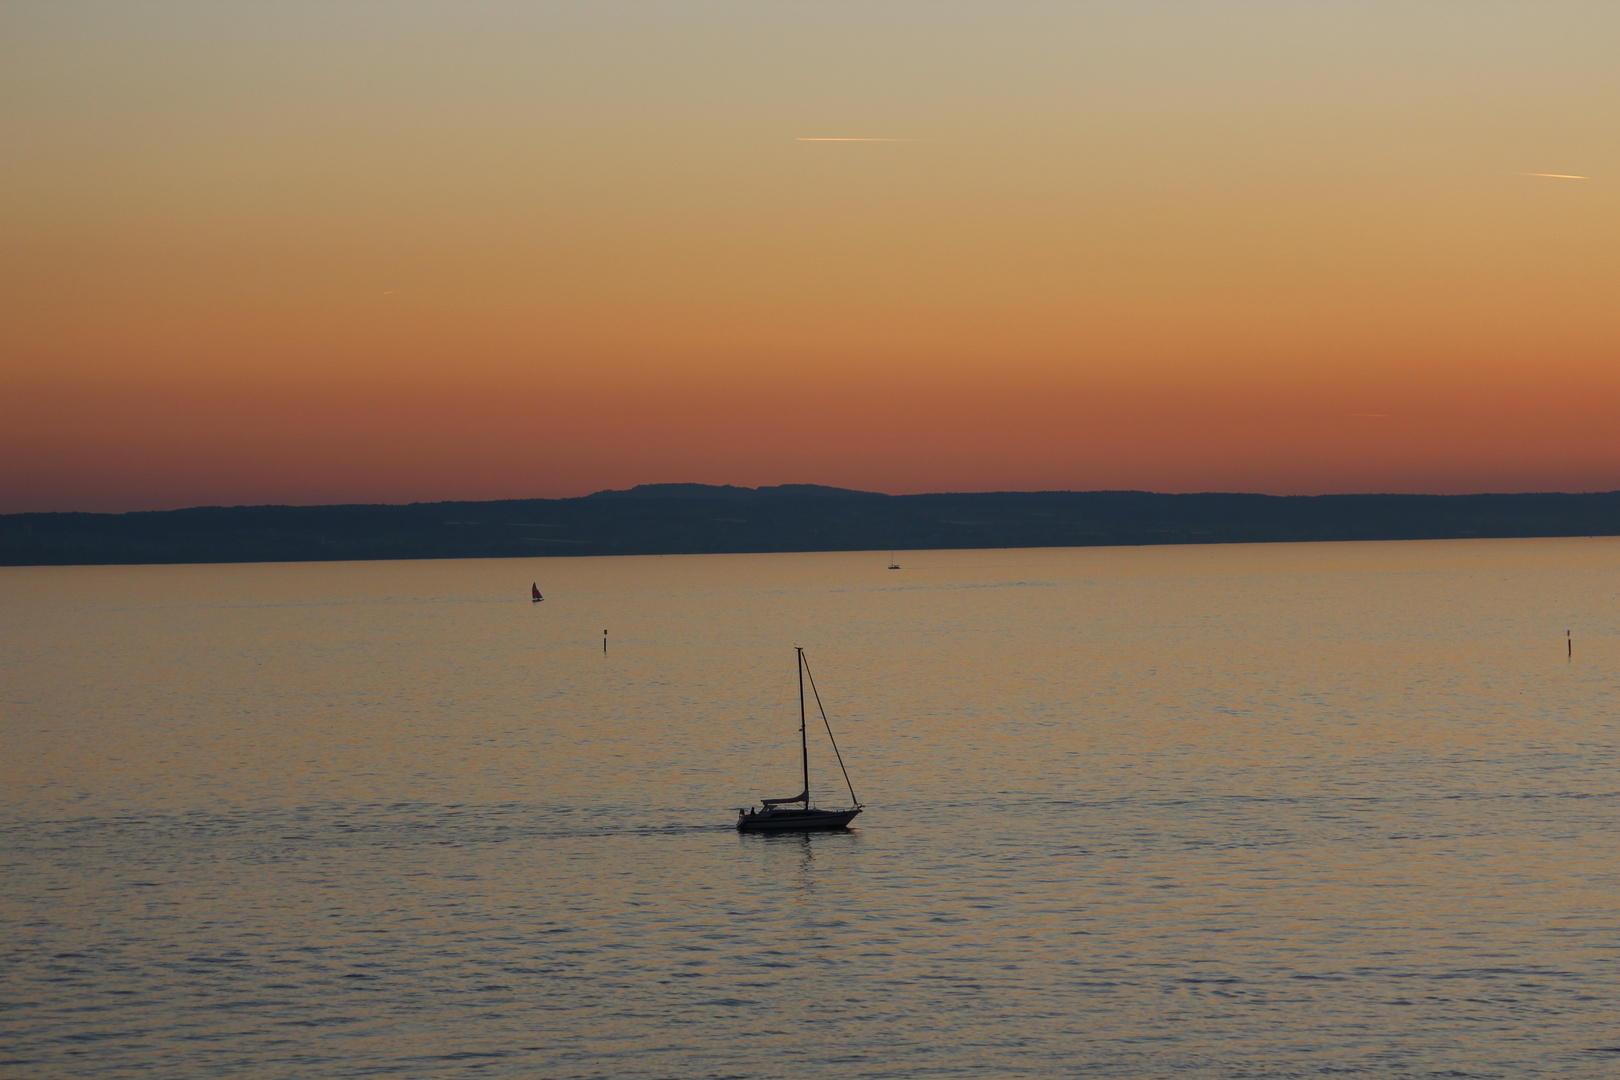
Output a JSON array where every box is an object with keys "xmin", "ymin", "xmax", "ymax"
[
  {"xmin": 531, "ymin": 583, "xmax": 544, "ymax": 603},
  {"xmin": 888, "ymin": 551, "xmax": 900, "ymax": 570},
  {"xmin": 737, "ymin": 648, "xmax": 863, "ymax": 832}
]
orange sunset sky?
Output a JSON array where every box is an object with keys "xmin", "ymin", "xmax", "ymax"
[{"xmin": 3, "ymin": 1, "xmax": 1617, "ymax": 513}]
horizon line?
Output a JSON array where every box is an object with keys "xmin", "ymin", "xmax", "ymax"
[{"xmin": 10, "ymin": 485, "xmax": 1620, "ymax": 517}]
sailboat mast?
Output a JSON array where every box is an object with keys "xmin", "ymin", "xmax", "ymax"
[{"xmin": 798, "ymin": 647, "xmax": 810, "ymax": 807}]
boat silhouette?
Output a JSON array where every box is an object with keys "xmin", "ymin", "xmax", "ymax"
[{"xmin": 737, "ymin": 648, "xmax": 863, "ymax": 832}]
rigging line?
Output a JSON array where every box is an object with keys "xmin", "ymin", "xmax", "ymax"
[{"xmin": 801, "ymin": 654, "xmax": 860, "ymax": 806}]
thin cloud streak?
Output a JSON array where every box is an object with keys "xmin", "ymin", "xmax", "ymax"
[{"xmin": 1519, "ymin": 172, "xmax": 1590, "ymax": 179}]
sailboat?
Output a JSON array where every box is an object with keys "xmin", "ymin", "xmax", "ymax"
[
  {"xmin": 736, "ymin": 648, "xmax": 864, "ymax": 832},
  {"xmin": 531, "ymin": 583, "xmax": 544, "ymax": 603},
  {"xmin": 888, "ymin": 551, "xmax": 900, "ymax": 570}
]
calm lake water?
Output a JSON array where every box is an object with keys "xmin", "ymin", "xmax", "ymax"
[{"xmin": 3, "ymin": 539, "xmax": 1619, "ymax": 1078}]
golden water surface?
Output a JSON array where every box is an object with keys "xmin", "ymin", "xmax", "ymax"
[{"xmin": 3, "ymin": 539, "xmax": 1619, "ymax": 1077}]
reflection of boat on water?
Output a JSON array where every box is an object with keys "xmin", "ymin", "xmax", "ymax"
[
  {"xmin": 531, "ymin": 583, "xmax": 544, "ymax": 603},
  {"xmin": 737, "ymin": 648, "xmax": 863, "ymax": 832}
]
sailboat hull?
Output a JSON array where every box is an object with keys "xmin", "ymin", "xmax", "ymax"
[{"xmin": 736, "ymin": 807, "xmax": 862, "ymax": 833}]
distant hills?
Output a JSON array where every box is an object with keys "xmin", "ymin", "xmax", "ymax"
[
  {"xmin": 586, "ymin": 483, "xmax": 871, "ymax": 500},
  {"xmin": 4, "ymin": 486, "xmax": 1620, "ymax": 566}
]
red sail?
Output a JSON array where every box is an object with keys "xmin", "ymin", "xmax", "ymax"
[{"xmin": 531, "ymin": 583, "xmax": 542, "ymax": 600}]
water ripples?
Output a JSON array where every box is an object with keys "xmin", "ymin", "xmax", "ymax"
[{"xmin": 4, "ymin": 541, "xmax": 1620, "ymax": 1077}]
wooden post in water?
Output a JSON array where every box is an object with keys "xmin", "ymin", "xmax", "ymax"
[
  {"xmin": 604, "ymin": 629, "xmax": 608, "ymax": 654},
  {"xmin": 1567, "ymin": 630, "xmax": 1571, "ymax": 660}
]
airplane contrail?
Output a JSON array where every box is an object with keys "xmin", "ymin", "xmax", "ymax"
[{"xmin": 1519, "ymin": 173, "xmax": 1590, "ymax": 179}]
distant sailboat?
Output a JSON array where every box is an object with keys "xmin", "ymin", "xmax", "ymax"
[
  {"xmin": 888, "ymin": 551, "xmax": 900, "ymax": 569},
  {"xmin": 736, "ymin": 648, "xmax": 864, "ymax": 832},
  {"xmin": 531, "ymin": 583, "xmax": 544, "ymax": 603}
]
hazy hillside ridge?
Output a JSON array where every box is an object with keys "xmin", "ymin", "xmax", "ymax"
[{"xmin": 6, "ymin": 486, "xmax": 1620, "ymax": 566}]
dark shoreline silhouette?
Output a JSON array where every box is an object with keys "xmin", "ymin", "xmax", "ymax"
[{"xmin": 4, "ymin": 484, "xmax": 1619, "ymax": 566}]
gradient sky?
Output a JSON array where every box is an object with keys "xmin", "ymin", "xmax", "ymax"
[{"xmin": 3, "ymin": 1, "xmax": 1617, "ymax": 512}]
